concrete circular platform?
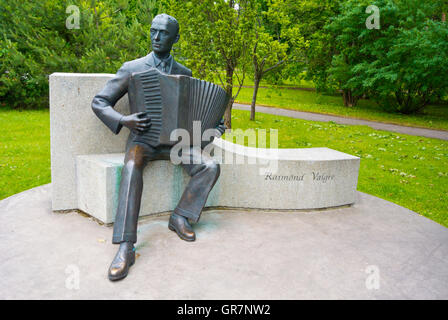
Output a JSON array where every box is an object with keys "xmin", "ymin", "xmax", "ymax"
[{"xmin": 0, "ymin": 184, "xmax": 447, "ymax": 299}]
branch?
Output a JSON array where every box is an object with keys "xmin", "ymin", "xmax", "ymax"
[
  {"xmin": 253, "ymin": 41, "xmax": 259, "ymax": 71},
  {"xmin": 262, "ymin": 59, "xmax": 286, "ymax": 75},
  {"xmin": 99, "ymin": 8, "xmax": 122, "ymax": 20},
  {"xmin": 215, "ymin": 68, "xmax": 225, "ymax": 88},
  {"xmin": 260, "ymin": 56, "xmax": 266, "ymax": 71},
  {"xmin": 233, "ymin": 70, "xmax": 246, "ymax": 100}
]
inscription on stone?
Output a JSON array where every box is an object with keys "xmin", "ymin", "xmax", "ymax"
[
  {"xmin": 312, "ymin": 172, "xmax": 335, "ymax": 183},
  {"xmin": 264, "ymin": 172, "xmax": 336, "ymax": 183},
  {"xmin": 265, "ymin": 173, "xmax": 305, "ymax": 181}
]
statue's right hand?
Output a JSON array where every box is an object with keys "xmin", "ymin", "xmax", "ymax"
[{"xmin": 120, "ymin": 112, "xmax": 152, "ymax": 134}]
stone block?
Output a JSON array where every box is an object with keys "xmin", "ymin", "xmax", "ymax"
[
  {"xmin": 76, "ymin": 139, "xmax": 360, "ymax": 223},
  {"xmin": 50, "ymin": 73, "xmax": 128, "ymax": 210}
]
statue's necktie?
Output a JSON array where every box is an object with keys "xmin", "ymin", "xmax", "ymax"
[{"xmin": 161, "ymin": 61, "xmax": 167, "ymax": 73}]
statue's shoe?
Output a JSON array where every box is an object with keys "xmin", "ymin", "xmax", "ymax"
[
  {"xmin": 108, "ymin": 244, "xmax": 136, "ymax": 281},
  {"xmin": 168, "ymin": 213, "xmax": 196, "ymax": 242}
]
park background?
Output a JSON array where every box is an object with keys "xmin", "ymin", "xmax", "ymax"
[{"xmin": 0, "ymin": 0, "xmax": 447, "ymax": 227}]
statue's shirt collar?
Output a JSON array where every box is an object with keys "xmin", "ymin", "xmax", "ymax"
[{"xmin": 149, "ymin": 52, "xmax": 173, "ymax": 73}]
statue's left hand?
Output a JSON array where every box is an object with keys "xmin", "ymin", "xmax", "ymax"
[{"xmin": 119, "ymin": 112, "xmax": 152, "ymax": 134}]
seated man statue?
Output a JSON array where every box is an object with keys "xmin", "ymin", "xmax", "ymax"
[{"xmin": 91, "ymin": 13, "xmax": 225, "ymax": 281}]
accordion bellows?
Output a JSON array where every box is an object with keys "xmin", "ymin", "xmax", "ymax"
[{"xmin": 128, "ymin": 68, "xmax": 229, "ymax": 147}]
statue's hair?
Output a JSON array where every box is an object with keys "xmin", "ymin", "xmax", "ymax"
[{"xmin": 153, "ymin": 14, "xmax": 179, "ymax": 35}]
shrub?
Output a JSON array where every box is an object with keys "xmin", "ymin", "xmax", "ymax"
[
  {"xmin": 0, "ymin": 0, "xmax": 165, "ymax": 109},
  {"xmin": 306, "ymin": 0, "xmax": 448, "ymax": 113}
]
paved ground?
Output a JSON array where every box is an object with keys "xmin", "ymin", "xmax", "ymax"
[
  {"xmin": 233, "ymin": 103, "xmax": 448, "ymax": 141},
  {"xmin": 1, "ymin": 184, "xmax": 447, "ymax": 299}
]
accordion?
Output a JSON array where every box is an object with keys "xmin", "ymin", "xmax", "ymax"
[{"xmin": 127, "ymin": 68, "xmax": 229, "ymax": 147}]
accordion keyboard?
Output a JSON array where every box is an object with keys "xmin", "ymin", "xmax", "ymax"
[{"xmin": 138, "ymin": 70, "xmax": 163, "ymax": 146}]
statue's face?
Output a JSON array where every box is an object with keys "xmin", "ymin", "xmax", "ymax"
[{"xmin": 150, "ymin": 16, "xmax": 179, "ymax": 55}]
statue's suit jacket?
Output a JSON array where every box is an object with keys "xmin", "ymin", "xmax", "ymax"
[{"xmin": 92, "ymin": 52, "xmax": 192, "ymax": 136}]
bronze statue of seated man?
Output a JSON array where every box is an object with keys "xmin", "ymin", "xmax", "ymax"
[{"xmin": 91, "ymin": 13, "xmax": 225, "ymax": 281}]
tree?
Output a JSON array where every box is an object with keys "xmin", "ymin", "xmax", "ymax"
[
  {"xmin": 169, "ymin": 0, "xmax": 257, "ymax": 129},
  {"xmin": 248, "ymin": 0, "xmax": 306, "ymax": 120},
  {"xmin": 274, "ymin": 0, "xmax": 343, "ymax": 94},
  {"xmin": 299, "ymin": 0, "xmax": 360, "ymax": 106},
  {"xmin": 1, "ymin": 0, "xmax": 76, "ymax": 108},
  {"xmin": 0, "ymin": 0, "xmax": 166, "ymax": 109},
  {"xmin": 301, "ymin": 0, "xmax": 448, "ymax": 112},
  {"xmin": 324, "ymin": 0, "xmax": 375, "ymax": 107},
  {"xmin": 436, "ymin": 0, "xmax": 448, "ymax": 21},
  {"xmin": 332, "ymin": 0, "xmax": 448, "ymax": 113}
]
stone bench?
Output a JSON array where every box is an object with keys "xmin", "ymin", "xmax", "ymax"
[
  {"xmin": 49, "ymin": 73, "xmax": 360, "ymax": 223},
  {"xmin": 76, "ymin": 138, "xmax": 360, "ymax": 223}
]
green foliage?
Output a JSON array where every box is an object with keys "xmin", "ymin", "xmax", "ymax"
[
  {"xmin": 0, "ymin": 38, "xmax": 47, "ymax": 109},
  {"xmin": 251, "ymin": 3, "xmax": 290, "ymax": 80},
  {"xmin": 248, "ymin": 1, "xmax": 307, "ymax": 112},
  {"xmin": 0, "ymin": 0, "xmax": 166, "ymax": 109},
  {"xmin": 307, "ymin": 0, "xmax": 448, "ymax": 113},
  {"xmin": 347, "ymin": 0, "xmax": 448, "ymax": 113},
  {"xmin": 169, "ymin": 0, "xmax": 256, "ymax": 86},
  {"xmin": 168, "ymin": 0, "xmax": 258, "ymax": 128},
  {"xmin": 273, "ymin": 0, "xmax": 343, "ymax": 86},
  {"xmin": 1, "ymin": 0, "xmax": 70, "ymax": 109},
  {"xmin": 1, "ymin": 0, "xmax": 446, "ymax": 116},
  {"xmin": 254, "ymin": 0, "xmax": 307, "ymax": 78}
]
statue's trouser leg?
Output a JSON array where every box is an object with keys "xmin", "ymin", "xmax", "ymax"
[
  {"xmin": 173, "ymin": 147, "xmax": 220, "ymax": 223},
  {"xmin": 112, "ymin": 143, "xmax": 220, "ymax": 243},
  {"xmin": 112, "ymin": 144, "xmax": 150, "ymax": 244}
]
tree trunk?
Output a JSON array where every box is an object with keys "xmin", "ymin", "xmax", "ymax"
[
  {"xmin": 250, "ymin": 74, "xmax": 261, "ymax": 121},
  {"xmin": 342, "ymin": 89, "xmax": 358, "ymax": 107},
  {"xmin": 443, "ymin": 12, "xmax": 446, "ymax": 22},
  {"xmin": 224, "ymin": 97, "xmax": 234, "ymax": 129},
  {"xmin": 224, "ymin": 66, "xmax": 234, "ymax": 129}
]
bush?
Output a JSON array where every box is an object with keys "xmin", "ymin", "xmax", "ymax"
[
  {"xmin": 0, "ymin": 0, "xmax": 165, "ymax": 109},
  {"xmin": 0, "ymin": 38, "xmax": 47, "ymax": 109},
  {"xmin": 346, "ymin": 0, "xmax": 448, "ymax": 114},
  {"xmin": 306, "ymin": 0, "xmax": 448, "ymax": 113}
]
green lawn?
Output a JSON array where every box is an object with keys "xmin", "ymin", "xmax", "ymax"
[
  {"xmin": 236, "ymin": 86, "xmax": 448, "ymax": 131},
  {"xmin": 214, "ymin": 71, "xmax": 315, "ymax": 89},
  {"xmin": 1, "ymin": 109, "xmax": 447, "ymax": 228},
  {"xmin": 239, "ymin": 77, "xmax": 315, "ymax": 89},
  {"xmin": 0, "ymin": 110, "xmax": 51, "ymax": 199},
  {"xmin": 226, "ymin": 109, "xmax": 448, "ymax": 228}
]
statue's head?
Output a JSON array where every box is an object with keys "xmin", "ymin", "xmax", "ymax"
[{"xmin": 150, "ymin": 14, "xmax": 180, "ymax": 56}]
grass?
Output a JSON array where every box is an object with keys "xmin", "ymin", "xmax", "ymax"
[
  {"xmin": 1, "ymin": 109, "xmax": 447, "ymax": 229},
  {"xmin": 0, "ymin": 110, "xmax": 51, "ymax": 200},
  {"xmin": 235, "ymin": 86, "xmax": 448, "ymax": 131},
  {"xmin": 226, "ymin": 109, "xmax": 448, "ymax": 228},
  {"xmin": 238, "ymin": 77, "xmax": 315, "ymax": 89}
]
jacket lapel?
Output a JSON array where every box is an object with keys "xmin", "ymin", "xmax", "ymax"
[
  {"xmin": 144, "ymin": 52, "xmax": 156, "ymax": 69},
  {"xmin": 170, "ymin": 61, "xmax": 179, "ymax": 75}
]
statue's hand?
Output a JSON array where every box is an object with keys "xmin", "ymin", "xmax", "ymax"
[
  {"xmin": 215, "ymin": 118, "xmax": 227, "ymax": 138},
  {"xmin": 120, "ymin": 112, "xmax": 151, "ymax": 134}
]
